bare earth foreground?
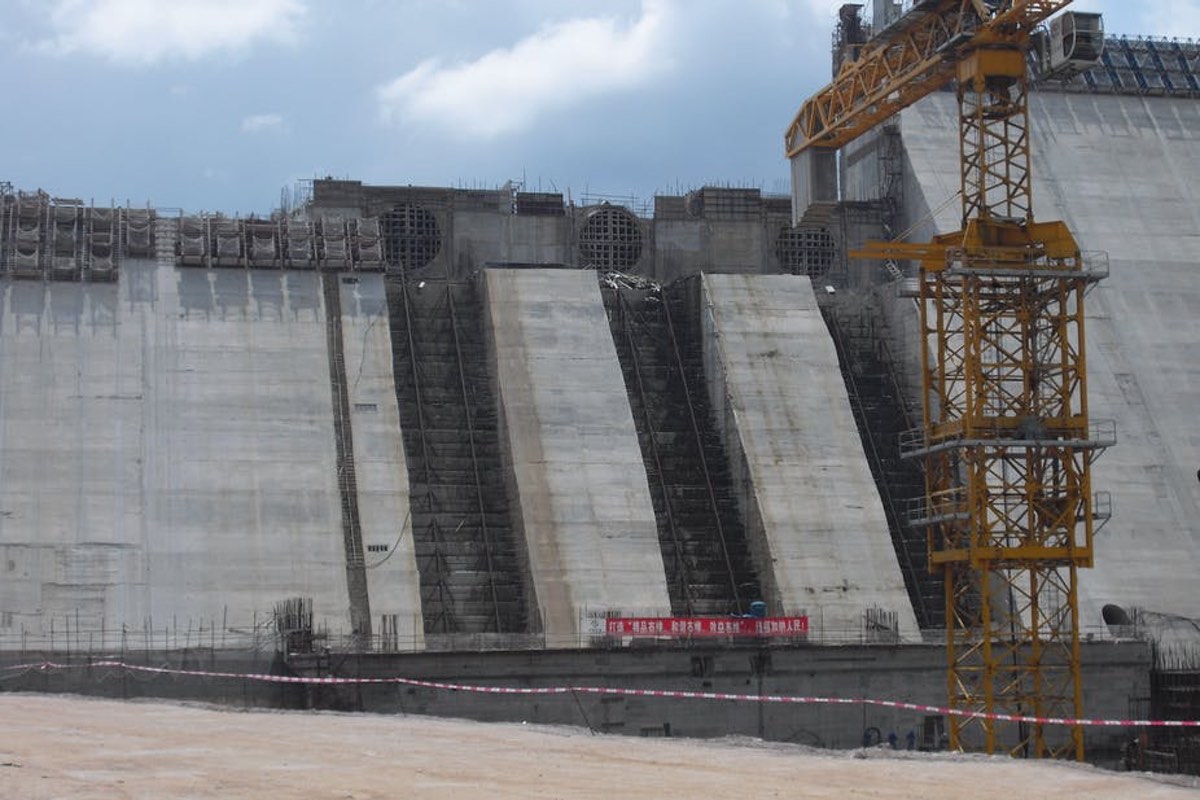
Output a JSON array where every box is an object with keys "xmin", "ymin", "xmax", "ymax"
[{"xmin": 1, "ymin": 695, "xmax": 1197, "ymax": 799}]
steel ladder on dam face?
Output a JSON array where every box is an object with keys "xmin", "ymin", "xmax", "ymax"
[
  {"xmin": 322, "ymin": 274, "xmax": 371, "ymax": 637},
  {"xmin": 384, "ymin": 277, "xmax": 531, "ymax": 636},
  {"xmin": 601, "ymin": 278, "xmax": 763, "ymax": 617}
]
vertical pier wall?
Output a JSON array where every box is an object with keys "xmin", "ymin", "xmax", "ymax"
[
  {"xmin": 485, "ymin": 269, "xmax": 671, "ymax": 641},
  {"xmin": 700, "ymin": 273, "xmax": 918, "ymax": 638}
]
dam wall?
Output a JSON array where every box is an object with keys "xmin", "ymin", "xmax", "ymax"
[
  {"xmin": 699, "ymin": 273, "xmax": 919, "ymax": 639},
  {"xmin": 0, "ymin": 261, "xmax": 382, "ymax": 641},
  {"xmin": 334, "ymin": 274, "xmax": 424, "ymax": 647},
  {"xmin": 309, "ymin": 182, "xmax": 834, "ymax": 284},
  {"xmin": 485, "ymin": 269, "xmax": 671, "ymax": 642},
  {"xmin": 0, "ymin": 639, "xmax": 1152, "ymax": 765},
  {"xmin": 850, "ymin": 91, "xmax": 1200, "ymax": 630}
]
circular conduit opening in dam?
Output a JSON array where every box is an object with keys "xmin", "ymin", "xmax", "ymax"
[
  {"xmin": 382, "ymin": 203, "xmax": 442, "ymax": 272},
  {"xmin": 1101, "ymin": 603, "xmax": 1138, "ymax": 638},
  {"xmin": 775, "ymin": 225, "xmax": 835, "ymax": 278},
  {"xmin": 578, "ymin": 205, "xmax": 643, "ymax": 271}
]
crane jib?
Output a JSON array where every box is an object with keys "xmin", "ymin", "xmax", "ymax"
[{"xmin": 784, "ymin": 0, "xmax": 1073, "ymax": 157}]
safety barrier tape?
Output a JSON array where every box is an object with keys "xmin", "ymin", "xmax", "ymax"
[{"xmin": 4, "ymin": 658, "xmax": 1200, "ymax": 729}]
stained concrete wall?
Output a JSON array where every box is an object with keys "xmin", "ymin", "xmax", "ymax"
[
  {"xmin": 875, "ymin": 91, "xmax": 1200, "ymax": 629},
  {"xmin": 484, "ymin": 268, "xmax": 671, "ymax": 642},
  {"xmin": 325, "ymin": 639, "xmax": 1147, "ymax": 760},
  {"xmin": 652, "ymin": 191, "xmax": 794, "ymax": 280},
  {"xmin": 699, "ymin": 273, "xmax": 919, "ymax": 639},
  {"xmin": 6, "ymin": 639, "xmax": 1141, "ymax": 763},
  {"xmin": 0, "ymin": 261, "xmax": 419, "ymax": 645},
  {"xmin": 653, "ymin": 219, "xmax": 782, "ymax": 280},
  {"xmin": 310, "ymin": 182, "xmax": 797, "ymax": 283},
  {"xmin": 337, "ymin": 274, "xmax": 423, "ymax": 648}
]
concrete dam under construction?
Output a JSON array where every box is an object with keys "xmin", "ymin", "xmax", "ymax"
[
  {"xmin": 1, "ymin": 29, "xmax": 1199, "ymax": 763},
  {"xmin": 0, "ymin": 187, "xmax": 909, "ymax": 649}
]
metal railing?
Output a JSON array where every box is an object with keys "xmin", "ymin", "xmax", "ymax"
[
  {"xmin": 0, "ymin": 610, "xmax": 1152, "ymax": 660},
  {"xmin": 900, "ymin": 417, "xmax": 1117, "ymax": 457}
]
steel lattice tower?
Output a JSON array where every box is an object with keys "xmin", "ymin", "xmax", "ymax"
[
  {"xmin": 786, "ymin": 1, "xmax": 1111, "ymax": 758},
  {"xmin": 901, "ymin": 47, "xmax": 1111, "ymax": 758}
]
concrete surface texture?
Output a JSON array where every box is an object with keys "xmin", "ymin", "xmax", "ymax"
[
  {"xmin": 0, "ymin": 638, "xmax": 1150, "ymax": 755},
  {"xmin": 699, "ymin": 273, "xmax": 919, "ymax": 639},
  {"xmin": 282, "ymin": 639, "xmax": 1147, "ymax": 756},
  {"xmin": 336, "ymin": 274, "xmax": 423, "ymax": 647},
  {"xmin": 896, "ymin": 91, "xmax": 1200, "ymax": 628},
  {"xmin": 0, "ymin": 261, "xmax": 362, "ymax": 642},
  {"xmin": 485, "ymin": 269, "xmax": 671, "ymax": 640}
]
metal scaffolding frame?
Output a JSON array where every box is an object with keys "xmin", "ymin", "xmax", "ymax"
[
  {"xmin": 579, "ymin": 206, "xmax": 643, "ymax": 271},
  {"xmin": 1054, "ymin": 36, "xmax": 1200, "ymax": 97},
  {"xmin": 173, "ymin": 213, "xmax": 383, "ymax": 271},
  {"xmin": 384, "ymin": 275, "xmax": 531, "ymax": 637},
  {"xmin": 862, "ymin": 45, "xmax": 1114, "ymax": 758},
  {"xmin": 774, "ymin": 224, "xmax": 836, "ymax": 277},
  {"xmin": 822, "ymin": 304, "xmax": 942, "ymax": 629},
  {"xmin": 381, "ymin": 203, "xmax": 441, "ymax": 271},
  {"xmin": 791, "ymin": 0, "xmax": 1115, "ymax": 758},
  {"xmin": 602, "ymin": 281, "xmax": 761, "ymax": 616},
  {"xmin": 321, "ymin": 273, "xmax": 371, "ymax": 640},
  {"xmin": 0, "ymin": 190, "xmax": 123, "ymax": 281},
  {"xmin": 600, "ymin": 284, "xmax": 758, "ymax": 618}
]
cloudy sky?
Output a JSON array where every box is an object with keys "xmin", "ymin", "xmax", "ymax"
[{"xmin": 0, "ymin": 0, "xmax": 1190, "ymax": 215}]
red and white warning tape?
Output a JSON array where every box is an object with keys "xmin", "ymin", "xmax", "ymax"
[{"xmin": 4, "ymin": 658, "xmax": 1198, "ymax": 729}]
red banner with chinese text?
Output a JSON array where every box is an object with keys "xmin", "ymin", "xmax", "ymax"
[{"xmin": 604, "ymin": 617, "xmax": 809, "ymax": 637}]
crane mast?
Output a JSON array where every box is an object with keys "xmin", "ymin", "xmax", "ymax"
[{"xmin": 788, "ymin": 0, "xmax": 1109, "ymax": 759}]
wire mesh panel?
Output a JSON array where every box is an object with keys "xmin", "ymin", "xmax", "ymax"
[
  {"xmin": 284, "ymin": 221, "xmax": 315, "ymax": 269},
  {"xmin": 124, "ymin": 209, "xmax": 156, "ymax": 258},
  {"xmin": 578, "ymin": 206, "xmax": 643, "ymax": 271},
  {"xmin": 246, "ymin": 221, "xmax": 280, "ymax": 267},
  {"xmin": 382, "ymin": 203, "xmax": 441, "ymax": 271},
  {"xmin": 774, "ymin": 225, "xmax": 836, "ymax": 277},
  {"xmin": 319, "ymin": 217, "xmax": 349, "ymax": 269},
  {"xmin": 13, "ymin": 192, "xmax": 45, "ymax": 279},
  {"xmin": 178, "ymin": 216, "xmax": 207, "ymax": 266},
  {"xmin": 353, "ymin": 218, "xmax": 384, "ymax": 269},
  {"xmin": 212, "ymin": 219, "xmax": 243, "ymax": 266},
  {"xmin": 88, "ymin": 206, "xmax": 117, "ymax": 281}
]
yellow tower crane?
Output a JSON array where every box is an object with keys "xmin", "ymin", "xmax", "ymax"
[{"xmin": 786, "ymin": 1, "xmax": 1110, "ymax": 759}]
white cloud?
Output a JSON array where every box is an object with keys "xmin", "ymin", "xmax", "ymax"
[
  {"xmin": 241, "ymin": 113, "xmax": 284, "ymax": 133},
  {"xmin": 377, "ymin": 0, "xmax": 672, "ymax": 139},
  {"xmin": 802, "ymin": 0, "xmax": 847, "ymax": 19},
  {"xmin": 1140, "ymin": 0, "xmax": 1200, "ymax": 39},
  {"xmin": 32, "ymin": 0, "xmax": 306, "ymax": 64}
]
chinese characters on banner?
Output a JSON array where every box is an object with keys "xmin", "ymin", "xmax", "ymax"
[{"xmin": 605, "ymin": 617, "xmax": 809, "ymax": 637}]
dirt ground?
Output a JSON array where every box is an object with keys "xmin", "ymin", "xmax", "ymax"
[{"xmin": 0, "ymin": 694, "xmax": 1197, "ymax": 799}]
